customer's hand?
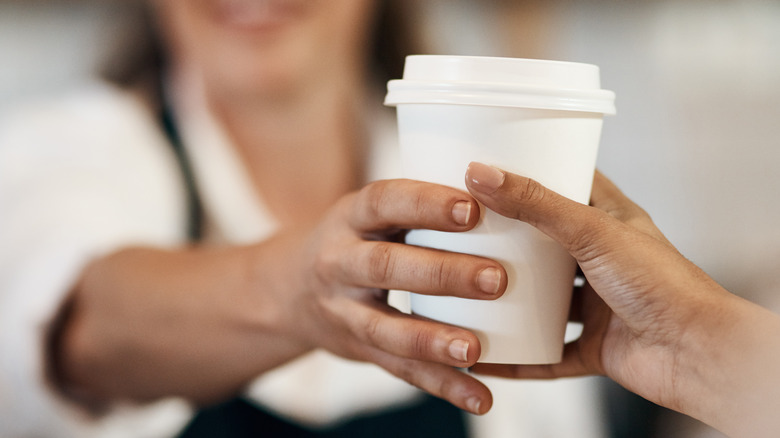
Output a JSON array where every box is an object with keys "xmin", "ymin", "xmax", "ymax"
[
  {"xmin": 278, "ymin": 178, "xmax": 507, "ymax": 415},
  {"xmin": 464, "ymin": 162, "xmax": 780, "ymax": 436}
]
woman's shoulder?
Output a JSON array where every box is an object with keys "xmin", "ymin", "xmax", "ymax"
[
  {"xmin": 0, "ymin": 80, "xmax": 186, "ymax": 215},
  {"xmin": 0, "ymin": 79, "xmax": 181, "ymax": 181},
  {"xmin": 0, "ymin": 80, "xmax": 158, "ymax": 147},
  {"xmin": 0, "ymin": 80, "xmax": 188, "ymax": 243}
]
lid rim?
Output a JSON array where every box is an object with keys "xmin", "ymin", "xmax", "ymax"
[
  {"xmin": 400, "ymin": 55, "xmax": 604, "ymax": 89},
  {"xmin": 385, "ymin": 80, "xmax": 616, "ymax": 115},
  {"xmin": 404, "ymin": 54, "xmax": 602, "ymax": 70}
]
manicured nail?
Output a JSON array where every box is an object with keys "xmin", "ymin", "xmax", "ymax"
[
  {"xmin": 477, "ymin": 267, "xmax": 501, "ymax": 295},
  {"xmin": 448, "ymin": 339, "xmax": 469, "ymax": 362},
  {"xmin": 451, "ymin": 201, "xmax": 472, "ymax": 226},
  {"xmin": 466, "ymin": 396, "xmax": 482, "ymax": 415},
  {"xmin": 467, "ymin": 162, "xmax": 505, "ymax": 195}
]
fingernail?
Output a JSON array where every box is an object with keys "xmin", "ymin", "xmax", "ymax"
[
  {"xmin": 467, "ymin": 396, "xmax": 482, "ymax": 415},
  {"xmin": 451, "ymin": 201, "xmax": 472, "ymax": 226},
  {"xmin": 477, "ymin": 267, "xmax": 501, "ymax": 295},
  {"xmin": 448, "ymin": 339, "xmax": 469, "ymax": 362},
  {"xmin": 467, "ymin": 162, "xmax": 505, "ymax": 195}
]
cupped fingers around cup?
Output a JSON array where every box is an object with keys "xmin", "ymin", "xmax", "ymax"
[
  {"xmin": 369, "ymin": 345, "xmax": 494, "ymax": 415},
  {"xmin": 346, "ymin": 179, "xmax": 482, "ymax": 236},
  {"xmin": 336, "ymin": 297, "xmax": 484, "ymax": 368},
  {"xmin": 337, "ymin": 240, "xmax": 508, "ymax": 299}
]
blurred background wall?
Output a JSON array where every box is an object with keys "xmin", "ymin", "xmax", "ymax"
[
  {"xmin": 0, "ymin": 0, "xmax": 132, "ymax": 103},
  {"xmin": 3, "ymin": 1, "xmax": 779, "ymax": 437}
]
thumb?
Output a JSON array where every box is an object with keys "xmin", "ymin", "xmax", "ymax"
[{"xmin": 464, "ymin": 162, "xmax": 609, "ymax": 259}]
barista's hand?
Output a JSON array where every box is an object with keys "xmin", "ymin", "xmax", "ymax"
[
  {"xmin": 56, "ymin": 179, "xmax": 504, "ymax": 413},
  {"xmin": 281, "ymin": 178, "xmax": 507, "ymax": 415},
  {"xmin": 464, "ymin": 162, "xmax": 780, "ymax": 436}
]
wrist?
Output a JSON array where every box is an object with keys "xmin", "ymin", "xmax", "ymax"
[{"xmin": 674, "ymin": 292, "xmax": 780, "ymax": 436}]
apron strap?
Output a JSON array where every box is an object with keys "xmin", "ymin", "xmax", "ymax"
[{"xmin": 159, "ymin": 101, "xmax": 203, "ymax": 242}]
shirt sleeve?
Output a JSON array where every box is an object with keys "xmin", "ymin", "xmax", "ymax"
[{"xmin": 0, "ymin": 84, "xmax": 193, "ymax": 437}]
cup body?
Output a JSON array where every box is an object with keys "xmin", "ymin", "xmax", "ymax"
[{"xmin": 385, "ymin": 56, "xmax": 615, "ymax": 364}]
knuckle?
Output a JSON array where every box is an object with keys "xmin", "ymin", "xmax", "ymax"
[
  {"xmin": 562, "ymin": 215, "xmax": 609, "ymax": 260},
  {"xmin": 393, "ymin": 360, "xmax": 418, "ymax": 387},
  {"xmin": 518, "ymin": 177, "xmax": 546, "ymax": 206},
  {"xmin": 437, "ymin": 377, "xmax": 456, "ymax": 402},
  {"xmin": 427, "ymin": 256, "xmax": 449, "ymax": 291},
  {"xmin": 510, "ymin": 177, "xmax": 547, "ymax": 223},
  {"xmin": 609, "ymin": 202, "xmax": 649, "ymax": 224},
  {"xmin": 411, "ymin": 328, "xmax": 432, "ymax": 358},
  {"xmin": 312, "ymin": 247, "xmax": 340, "ymax": 286},
  {"xmin": 631, "ymin": 205, "xmax": 654, "ymax": 224},
  {"xmin": 388, "ymin": 358, "xmax": 453, "ymax": 402},
  {"xmin": 606, "ymin": 203, "xmax": 668, "ymax": 242},
  {"xmin": 624, "ymin": 208, "xmax": 653, "ymax": 231},
  {"xmin": 366, "ymin": 242, "xmax": 395, "ymax": 285},
  {"xmin": 336, "ymin": 334, "xmax": 369, "ymax": 362},
  {"xmin": 361, "ymin": 313, "xmax": 383, "ymax": 347},
  {"xmin": 412, "ymin": 188, "xmax": 430, "ymax": 219},
  {"xmin": 359, "ymin": 181, "xmax": 390, "ymax": 224}
]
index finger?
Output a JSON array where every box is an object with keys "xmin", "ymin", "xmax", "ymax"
[{"xmin": 346, "ymin": 179, "xmax": 480, "ymax": 233}]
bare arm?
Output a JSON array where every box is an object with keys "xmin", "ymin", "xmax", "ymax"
[{"xmin": 52, "ymin": 239, "xmax": 311, "ymax": 407}]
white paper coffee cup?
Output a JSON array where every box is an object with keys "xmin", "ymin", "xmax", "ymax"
[{"xmin": 385, "ymin": 55, "xmax": 615, "ymax": 364}]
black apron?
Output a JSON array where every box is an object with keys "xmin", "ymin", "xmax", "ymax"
[{"xmin": 159, "ymin": 104, "xmax": 468, "ymax": 438}]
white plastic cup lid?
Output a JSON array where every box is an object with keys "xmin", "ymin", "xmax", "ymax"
[{"xmin": 384, "ymin": 55, "xmax": 616, "ymax": 114}]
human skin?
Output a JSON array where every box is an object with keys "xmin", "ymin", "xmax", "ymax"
[
  {"xmin": 465, "ymin": 162, "xmax": 780, "ymax": 437},
  {"xmin": 52, "ymin": 0, "xmax": 505, "ymax": 416}
]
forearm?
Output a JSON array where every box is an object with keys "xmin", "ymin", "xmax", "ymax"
[
  {"xmin": 52, "ymin": 236, "xmax": 311, "ymax": 407},
  {"xmin": 676, "ymin": 294, "xmax": 780, "ymax": 437}
]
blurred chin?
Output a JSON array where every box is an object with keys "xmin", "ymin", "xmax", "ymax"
[{"xmin": 205, "ymin": 47, "xmax": 307, "ymax": 100}]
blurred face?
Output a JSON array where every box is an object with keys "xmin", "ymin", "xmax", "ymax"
[{"xmin": 152, "ymin": 0, "xmax": 378, "ymax": 101}]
